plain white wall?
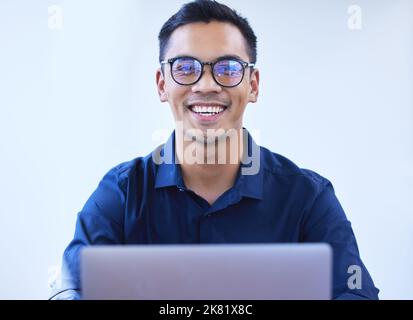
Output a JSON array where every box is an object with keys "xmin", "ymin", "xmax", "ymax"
[{"xmin": 0, "ymin": 0, "xmax": 411, "ymax": 299}]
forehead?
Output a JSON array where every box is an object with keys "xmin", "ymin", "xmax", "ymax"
[{"xmin": 165, "ymin": 21, "xmax": 250, "ymax": 61}]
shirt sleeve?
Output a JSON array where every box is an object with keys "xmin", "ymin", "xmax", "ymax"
[
  {"xmin": 300, "ymin": 180, "xmax": 380, "ymax": 300},
  {"xmin": 49, "ymin": 166, "xmax": 126, "ymax": 300}
]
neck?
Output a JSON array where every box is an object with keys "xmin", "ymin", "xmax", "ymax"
[{"xmin": 175, "ymin": 128, "xmax": 244, "ymax": 203}]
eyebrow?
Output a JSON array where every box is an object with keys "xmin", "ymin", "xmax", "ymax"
[{"xmin": 172, "ymin": 54, "xmax": 245, "ymax": 62}]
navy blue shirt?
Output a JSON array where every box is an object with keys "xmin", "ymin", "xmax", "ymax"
[{"xmin": 52, "ymin": 130, "xmax": 379, "ymax": 300}]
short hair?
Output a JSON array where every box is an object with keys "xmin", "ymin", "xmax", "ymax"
[{"xmin": 158, "ymin": 0, "xmax": 257, "ymax": 64}]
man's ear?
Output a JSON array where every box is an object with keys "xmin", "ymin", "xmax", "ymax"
[
  {"xmin": 156, "ymin": 69, "xmax": 168, "ymax": 102},
  {"xmin": 248, "ymin": 68, "xmax": 260, "ymax": 103}
]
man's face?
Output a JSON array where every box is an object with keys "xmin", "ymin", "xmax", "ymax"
[{"xmin": 156, "ymin": 21, "xmax": 259, "ymax": 139}]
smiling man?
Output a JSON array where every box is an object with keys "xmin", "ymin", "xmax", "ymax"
[
  {"xmin": 156, "ymin": 17, "xmax": 260, "ymax": 204},
  {"xmin": 51, "ymin": 0, "xmax": 379, "ymax": 300}
]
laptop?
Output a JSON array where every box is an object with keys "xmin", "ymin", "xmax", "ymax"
[{"xmin": 81, "ymin": 244, "xmax": 332, "ymax": 300}]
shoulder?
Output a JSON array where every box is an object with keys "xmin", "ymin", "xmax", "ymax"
[
  {"xmin": 102, "ymin": 153, "xmax": 155, "ymax": 190},
  {"xmin": 260, "ymin": 147, "xmax": 346, "ymax": 222},
  {"xmin": 260, "ymin": 146, "xmax": 332, "ymax": 194},
  {"xmin": 85, "ymin": 154, "xmax": 155, "ymax": 212}
]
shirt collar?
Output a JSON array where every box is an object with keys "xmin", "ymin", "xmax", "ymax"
[
  {"xmin": 153, "ymin": 132, "xmax": 185, "ymax": 189},
  {"xmin": 154, "ymin": 129, "xmax": 263, "ymax": 200}
]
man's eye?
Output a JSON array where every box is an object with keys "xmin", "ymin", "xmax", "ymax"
[
  {"xmin": 176, "ymin": 64, "xmax": 195, "ymax": 73},
  {"xmin": 221, "ymin": 67, "xmax": 232, "ymax": 75},
  {"xmin": 216, "ymin": 66, "xmax": 241, "ymax": 77},
  {"xmin": 215, "ymin": 61, "xmax": 243, "ymax": 77}
]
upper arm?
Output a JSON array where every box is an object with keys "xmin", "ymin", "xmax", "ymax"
[
  {"xmin": 52, "ymin": 166, "xmax": 127, "ymax": 299},
  {"xmin": 300, "ymin": 182, "xmax": 380, "ymax": 300}
]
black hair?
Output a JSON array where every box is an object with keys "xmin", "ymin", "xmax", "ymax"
[{"xmin": 158, "ymin": 0, "xmax": 257, "ymax": 64}]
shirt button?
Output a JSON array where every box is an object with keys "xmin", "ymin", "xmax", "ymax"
[{"xmin": 178, "ymin": 188, "xmax": 184, "ymax": 192}]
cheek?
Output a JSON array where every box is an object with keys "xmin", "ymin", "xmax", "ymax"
[
  {"xmin": 230, "ymin": 88, "xmax": 249, "ymax": 111},
  {"xmin": 167, "ymin": 89, "xmax": 193, "ymax": 118},
  {"xmin": 165, "ymin": 84, "xmax": 186, "ymax": 107}
]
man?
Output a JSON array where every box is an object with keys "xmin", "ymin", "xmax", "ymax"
[{"xmin": 51, "ymin": 0, "xmax": 379, "ymax": 300}]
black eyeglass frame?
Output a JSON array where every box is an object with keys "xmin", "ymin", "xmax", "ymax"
[{"xmin": 160, "ymin": 56, "xmax": 255, "ymax": 88}]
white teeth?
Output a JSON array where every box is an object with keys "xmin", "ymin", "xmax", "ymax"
[{"xmin": 191, "ymin": 105, "xmax": 225, "ymax": 115}]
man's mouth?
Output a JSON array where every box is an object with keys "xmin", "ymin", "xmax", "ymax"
[
  {"xmin": 187, "ymin": 104, "xmax": 229, "ymax": 123},
  {"xmin": 188, "ymin": 105, "xmax": 228, "ymax": 117}
]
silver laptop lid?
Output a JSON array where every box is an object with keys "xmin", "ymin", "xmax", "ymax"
[{"xmin": 81, "ymin": 244, "xmax": 332, "ymax": 300}]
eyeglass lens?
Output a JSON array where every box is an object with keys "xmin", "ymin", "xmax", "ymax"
[{"xmin": 171, "ymin": 58, "xmax": 245, "ymax": 87}]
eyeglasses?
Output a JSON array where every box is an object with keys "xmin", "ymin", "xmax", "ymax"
[{"xmin": 160, "ymin": 56, "xmax": 255, "ymax": 88}]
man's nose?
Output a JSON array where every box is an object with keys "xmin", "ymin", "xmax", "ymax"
[{"xmin": 191, "ymin": 66, "xmax": 222, "ymax": 93}]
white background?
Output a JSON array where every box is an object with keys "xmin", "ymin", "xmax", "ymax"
[{"xmin": 0, "ymin": 0, "xmax": 412, "ymax": 299}]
